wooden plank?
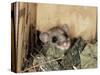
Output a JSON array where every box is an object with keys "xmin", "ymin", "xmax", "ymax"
[
  {"xmin": 36, "ymin": 3, "xmax": 97, "ymax": 41},
  {"xmin": 15, "ymin": 2, "xmax": 37, "ymax": 72},
  {"xmin": 11, "ymin": 2, "xmax": 17, "ymax": 72}
]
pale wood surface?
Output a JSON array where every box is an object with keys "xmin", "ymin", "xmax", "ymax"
[{"xmin": 37, "ymin": 3, "xmax": 97, "ymax": 41}]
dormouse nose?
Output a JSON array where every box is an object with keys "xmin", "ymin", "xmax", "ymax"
[{"xmin": 52, "ymin": 36, "xmax": 58, "ymax": 43}]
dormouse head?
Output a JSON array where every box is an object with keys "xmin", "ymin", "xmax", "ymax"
[{"xmin": 39, "ymin": 24, "xmax": 71, "ymax": 50}]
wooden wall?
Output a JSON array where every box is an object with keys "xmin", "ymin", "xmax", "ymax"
[
  {"xmin": 11, "ymin": 2, "xmax": 37, "ymax": 72},
  {"xmin": 36, "ymin": 3, "xmax": 97, "ymax": 41}
]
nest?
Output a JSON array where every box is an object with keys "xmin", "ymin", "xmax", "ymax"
[
  {"xmin": 21, "ymin": 25, "xmax": 98, "ymax": 72},
  {"xmin": 22, "ymin": 36, "xmax": 87, "ymax": 72}
]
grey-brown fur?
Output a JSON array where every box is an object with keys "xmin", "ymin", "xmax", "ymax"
[{"xmin": 39, "ymin": 24, "xmax": 71, "ymax": 50}]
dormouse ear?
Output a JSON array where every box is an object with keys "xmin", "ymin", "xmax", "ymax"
[
  {"xmin": 61, "ymin": 24, "xmax": 69, "ymax": 36},
  {"xmin": 39, "ymin": 32, "xmax": 49, "ymax": 43}
]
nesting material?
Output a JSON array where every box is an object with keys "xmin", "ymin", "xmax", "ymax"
[{"xmin": 23, "ymin": 37, "xmax": 87, "ymax": 72}]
